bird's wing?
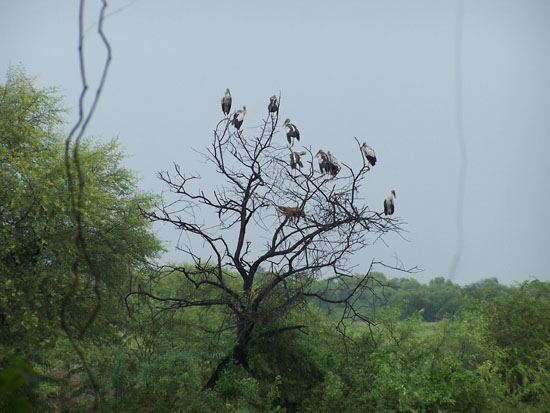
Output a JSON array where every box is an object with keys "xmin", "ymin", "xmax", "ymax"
[
  {"xmin": 293, "ymin": 125, "xmax": 300, "ymax": 139},
  {"xmin": 327, "ymin": 152, "xmax": 338, "ymax": 165}
]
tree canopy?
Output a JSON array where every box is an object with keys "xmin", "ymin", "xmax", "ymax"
[{"xmin": 0, "ymin": 66, "xmax": 162, "ymax": 360}]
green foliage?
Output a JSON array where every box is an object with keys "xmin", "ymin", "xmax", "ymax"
[
  {"xmin": 304, "ymin": 309, "xmax": 509, "ymax": 413},
  {"xmin": 470, "ymin": 280, "xmax": 550, "ymax": 407},
  {"xmin": 310, "ymin": 274, "xmax": 529, "ymax": 323},
  {"xmin": 22, "ymin": 276, "xmax": 548, "ymax": 412},
  {"xmin": 0, "ymin": 357, "xmax": 41, "ymax": 413},
  {"xmin": 246, "ymin": 314, "xmax": 326, "ymax": 409},
  {"xmin": 0, "ymin": 67, "xmax": 162, "ymax": 360},
  {"xmin": 463, "ymin": 277, "xmax": 510, "ymax": 301}
]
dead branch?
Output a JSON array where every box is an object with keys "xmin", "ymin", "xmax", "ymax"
[{"xmin": 133, "ymin": 95, "xmax": 415, "ymax": 388}]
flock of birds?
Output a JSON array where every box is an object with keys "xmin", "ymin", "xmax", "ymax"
[{"xmin": 220, "ymin": 88, "xmax": 396, "ymax": 219}]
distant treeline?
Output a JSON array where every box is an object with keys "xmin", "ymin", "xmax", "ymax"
[{"xmin": 310, "ymin": 274, "xmax": 549, "ymax": 322}]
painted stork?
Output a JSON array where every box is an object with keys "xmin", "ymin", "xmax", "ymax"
[
  {"xmin": 231, "ymin": 106, "xmax": 247, "ymax": 132},
  {"xmin": 315, "ymin": 150, "xmax": 339, "ymax": 177},
  {"xmin": 221, "ymin": 88, "xmax": 232, "ymax": 119},
  {"xmin": 290, "ymin": 150, "xmax": 306, "ymax": 170},
  {"xmin": 268, "ymin": 95, "xmax": 279, "ymax": 117},
  {"xmin": 326, "ymin": 151, "xmax": 341, "ymax": 177},
  {"xmin": 282, "ymin": 118, "xmax": 300, "ymax": 146},
  {"xmin": 384, "ymin": 190, "xmax": 396, "ymax": 218},
  {"xmin": 315, "ymin": 150, "xmax": 330, "ymax": 174},
  {"xmin": 360, "ymin": 142, "xmax": 377, "ymax": 170}
]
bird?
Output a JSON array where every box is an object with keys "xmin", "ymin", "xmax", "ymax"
[
  {"xmin": 315, "ymin": 150, "xmax": 330, "ymax": 174},
  {"xmin": 316, "ymin": 150, "xmax": 340, "ymax": 177},
  {"xmin": 326, "ymin": 151, "xmax": 341, "ymax": 177},
  {"xmin": 276, "ymin": 205, "xmax": 305, "ymax": 222},
  {"xmin": 290, "ymin": 150, "xmax": 306, "ymax": 170},
  {"xmin": 282, "ymin": 119, "xmax": 300, "ymax": 146},
  {"xmin": 231, "ymin": 106, "xmax": 247, "ymax": 132},
  {"xmin": 268, "ymin": 95, "xmax": 279, "ymax": 116},
  {"xmin": 383, "ymin": 190, "xmax": 396, "ymax": 218},
  {"xmin": 221, "ymin": 88, "xmax": 232, "ymax": 119},
  {"xmin": 360, "ymin": 142, "xmax": 377, "ymax": 170}
]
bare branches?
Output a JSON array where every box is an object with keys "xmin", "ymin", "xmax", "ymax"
[
  {"xmin": 144, "ymin": 98, "xmax": 412, "ymax": 323},
  {"xmin": 62, "ymin": 0, "xmax": 112, "ymax": 409},
  {"xmin": 134, "ymin": 94, "xmax": 415, "ymax": 387}
]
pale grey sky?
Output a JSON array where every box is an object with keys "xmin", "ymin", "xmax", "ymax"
[{"xmin": 1, "ymin": 0, "xmax": 549, "ymax": 285}]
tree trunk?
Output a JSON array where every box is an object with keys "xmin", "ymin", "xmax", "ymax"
[
  {"xmin": 204, "ymin": 320, "xmax": 255, "ymax": 389},
  {"xmin": 204, "ymin": 354, "xmax": 231, "ymax": 389}
]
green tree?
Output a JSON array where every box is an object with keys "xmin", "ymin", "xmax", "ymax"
[
  {"xmin": 387, "ymin": 277, "xmax": 429, "ymax": 319},
  {"xmin": 0, "ymin": 66, "xmax": 162, "ymax": 361},
  {"xmin": 480, "ymin": 280, "xmax": 550, "ymax": 405},
  {"xmin": 424, "ymin": 277, "xmax": 463, "ymax": 320},
  {"xmin": 463, "ymin": 277, "xmax": 510, "ymax": 301}
]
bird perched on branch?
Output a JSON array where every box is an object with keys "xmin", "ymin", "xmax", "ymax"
[
  {"xmin": 231, "ymin": 106, "xmax": 247, "ymax": 132},
  {"xmin": 282, "ymin": 118, "xmax": 300, "ymax": 146},
  {"xmin": 221, "ymin": 88, "xmax": 232, "ymax": 119},
  {"xmin": 327, "ymin": 152, "xmax": 340, "ymax": 176},
  {"xmin": 315, "ymin": 150, "xmax": 329, "ymax": 174},
  {"xmin": 276, "ymin": 205, "xmax": 306, "ymax": 222},
  {"xmin": 383, "ymin": 190, "xmax": 396, "ymax": 219},
  {"xmin": 290, "ymin": 150, "xmax": 306, "ymax": 170},
  {"xmin": 316, "ymin": 150, "xmax": 340, "ymax": 177},
  {"xmin": 360, "ymin": 142, "xmax": 377, "ymax": 170},
  {"xmin": 268, "ymin": 95, "xmax": 279, "ymax": 118}
]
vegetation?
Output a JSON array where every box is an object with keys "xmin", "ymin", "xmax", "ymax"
[{"xmin": 2, "ymin": 67, "xmax": 550, "ymax": 412}]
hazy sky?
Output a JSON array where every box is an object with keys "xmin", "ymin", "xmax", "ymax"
[{"xmin": 1, "ymin": 0, "xmax": 549, "ymax": 285}]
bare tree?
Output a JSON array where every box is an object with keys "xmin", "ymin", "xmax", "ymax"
[{"xmin": 130, "ymin": 103, "xmax": 411, "ymax": 387}]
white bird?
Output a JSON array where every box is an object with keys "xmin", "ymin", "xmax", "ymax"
[
  {"xmin": 384, "ymin": 190, "xmax": 396, "ymax": 218},
  {"xmin": 282, "ymin": 118, "xmax": 300, "ymax": 146},
  {"xmin": 231, "ymin": 106, "xmax": 247, "ymax": 132},
  {"xmin": 290, "ymin": 150, "xmax": 306, "ymax": 170},
  {"xmin": 221, "ymin": 88, "xmax": 232, "ymax": 119},
  {"xmin": 360, "ymin": 142, "xmax": 377, "ymax": 170}
]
